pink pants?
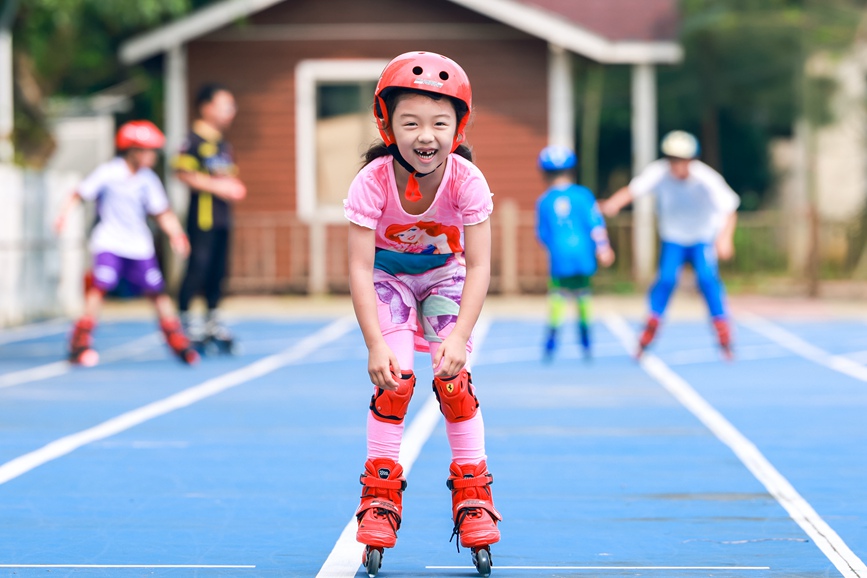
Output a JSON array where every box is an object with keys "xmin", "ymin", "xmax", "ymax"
[{"xmin": 366, "ymin": 332, "xmax": 487, "ymax": 466}]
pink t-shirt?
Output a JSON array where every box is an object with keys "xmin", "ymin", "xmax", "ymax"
[{"xmin": 343, "ymin": 154, "xmax": 493, "ymax": 255}]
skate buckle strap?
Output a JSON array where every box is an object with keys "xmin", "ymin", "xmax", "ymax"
[
  {"xmin": 455, "ymin": 498, "xmax": 502, "ymax": 521},
  {"xmin": 366, "ymin": 499, "xmax": 400, "ymax": 516},
  {"xmin": 447, "ymin": 474, "xmax": 492, "ymax": 490},
  {"xmin": 360, "ymin": 474, "xmax": 407, "ymax": 491}
]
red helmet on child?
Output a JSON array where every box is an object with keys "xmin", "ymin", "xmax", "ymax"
[
  {"xmin": 116, "ymin": 120, "xmax": 165, "ymax": 151},
  {"xmin": 374, "ymin": 51, "xmax": 472, "ymax": 152}
]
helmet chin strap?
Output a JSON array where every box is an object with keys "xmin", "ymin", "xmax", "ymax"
[{"xmin": 387, "ymin": 143, "xmax": 443, "ymax": 202}]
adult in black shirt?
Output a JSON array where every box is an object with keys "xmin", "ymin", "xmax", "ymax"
[{"xmin": 173, "ymin": 83, "xmax": 246, "ymax": 344}]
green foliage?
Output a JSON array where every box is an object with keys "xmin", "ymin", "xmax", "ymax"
[
  {"xmin": 585, "ymin": 0, "xmax": 865, "ymax": 209},
  {"xmin": 15, "ymin": 0, "xmax": 197, "ymax": 94},
  {"xmin": 10, "ymin": 0, "xmax": 216, "ymax": 165}
]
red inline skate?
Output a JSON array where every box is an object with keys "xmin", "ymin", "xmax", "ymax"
[
  {"xmin": 356, "ymin": 457, "xmax": 406, "ymax": 577},
  {"xmin": 160, "ymin": 318, "xmax": 199, "ymax": 364},
  {"xmin": 447, "ymin": 460, "xmax": 501, "ymax": 577},
  {"xmin": 635, "ymin": 316, "xmax": 660, "ymax": 358},
  {"xmin": 68, "ymin": 317, "xmax": 99, "ymax": 366},
  {"xmin": 713, "ymin": 318, "xmax": 734, "ymax": 360}
]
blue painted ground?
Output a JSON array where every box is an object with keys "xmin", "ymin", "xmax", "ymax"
[{"xmin": 0, "ymin": 310, "xmax": 864, "ymax": 577}]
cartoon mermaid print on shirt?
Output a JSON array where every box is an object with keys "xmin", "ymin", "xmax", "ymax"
[{"xmin": 384, "ymin": 221, "xmax": 463, "ymax": 254}]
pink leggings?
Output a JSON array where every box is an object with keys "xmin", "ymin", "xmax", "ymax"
[{"xmin": 367, "ymin": 329, "xmax": 487, "ymax": 465}]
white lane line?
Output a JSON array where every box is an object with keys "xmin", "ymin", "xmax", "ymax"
[
  {"xmin": 0, "ymin": 565, "xmax": 255, "ymax": 569},
  {"xmin": 843, "ymin": 350, "xmax": 867, "ymax": 364},
  {"xmin": 315, "ymin": 318, "xmax": 492, "ymax": 578},
  {"xmin": 0, "ymin": 318, "xmax": 67, "ymax": 345},
  {"xmin": 604, "ymin": 314, "xmax": 867, "ymax": 578},
  {"xmin": 663, "ymin": 343, "xmax": 790, "ymax": 366},
  {"xmin": 427, "ymin": 566, "xmax": 771, "ymax": 571},
  {"xmin": 0, "ymin": 361, "xmax": 70, "ymax": 390},
  {"xmin": 0, "ymin": 333, "xmax": 161, "ymax": 390},
  {"xmin": 739, "ymin": 313, "xmax": 867, "ymax": 382},
  {"xmin": 0, "ymin": 317, "xmax": 355, "ymax": 486}
]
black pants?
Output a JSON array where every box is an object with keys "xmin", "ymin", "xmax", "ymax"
[{"xmin": 179, "ymin": 227, "xmax": 230, "ymax": 312}]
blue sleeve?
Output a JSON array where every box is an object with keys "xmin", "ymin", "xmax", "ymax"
[
  {"xmin": 579, "ymin": 187, "xmax": 604, "ymax": 231},
  {"xmin": 588, "ymin": 200, "xmax": 605, "ymax": 231}
]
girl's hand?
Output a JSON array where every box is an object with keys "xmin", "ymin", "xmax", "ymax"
[
  {"xmin": 53, "ymin": 213, "xmax": 66, "ymax": 235},
  {"xmin": 170, "ymin": 232, "xmax": 190, "ymax": 257},
  {"xmin": 368, "ymin": 341, "xmax": 401, "ymax": 391},
  {"xmin": 433, "ymin": 333, "xmax": 468, "ymax": 378}
]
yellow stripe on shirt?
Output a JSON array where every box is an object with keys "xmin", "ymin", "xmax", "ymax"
[
  {"xmin": 198, "ymin": 193, "xmax": 213, "ymax": 231},
  {"xmin": 172, "ymin": 153, "xmax": 200, "ymax": 172}
]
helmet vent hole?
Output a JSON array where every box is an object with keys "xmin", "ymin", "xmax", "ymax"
[
  {"xmin": 439, "ymin": 71, "xmax": 449, "ymax": 81},
  {"xmin": 412, "ymin": 66, "xmax": 423, "ymax": 75}
]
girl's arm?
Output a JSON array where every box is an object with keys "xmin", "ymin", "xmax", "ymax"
[
  {"xmin": 153, "ymin": 210, "xmax": 190, "ymax": 257},
  {"xmin": 432, "ymin": 218, "xmax": 491, "ymax": 377},
  {"xmin": 348, "ymin": 222, "xmax": 400, "ymax": 391},
  {"xmin": 53, "ymin": 191, "xmax": 83, "ymax": 234}
]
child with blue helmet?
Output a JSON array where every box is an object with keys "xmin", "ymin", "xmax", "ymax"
[{"xmin": 535, "ymin": 145, "xmax": 615, "ymax": 360}]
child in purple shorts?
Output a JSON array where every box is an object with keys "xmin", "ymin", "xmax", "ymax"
[{"xmin": 54, "ymin": 121, "xmax": 198, "ymax": 365}]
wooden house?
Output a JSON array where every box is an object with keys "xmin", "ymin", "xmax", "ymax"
[{"xmin": 120, "ymin": 0, "xmax": 680, "ymax": 293}]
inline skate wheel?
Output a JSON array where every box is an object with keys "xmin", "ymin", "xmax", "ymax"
[
  {"xmin": 182, "ymin": 348, "xmax": 200, "ymax": 365},
  {"xmin": 472, "ymin": 547, "xmax": 491, "ymax": 577},
  {"xmin": 77, "ymin": 349, "xmax": 99, "ymax": 367},
  {"xmin": 364, "ymin": 546, "xmax": 382, "ymax": 577}
]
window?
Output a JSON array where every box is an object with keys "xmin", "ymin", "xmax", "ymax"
[{"xmin": 296, "ymin": 59, "xmax": 388, "ymax": 223}]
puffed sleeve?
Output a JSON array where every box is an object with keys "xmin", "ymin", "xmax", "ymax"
[
  {"xmin": 343, "ymin": 163, "xmax": 386, "ymax": 230},
  {"xmin": 457, "ymin": 163, "xmax": 494, "ymax": 226}
]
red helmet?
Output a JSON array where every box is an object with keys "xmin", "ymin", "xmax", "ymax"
[
  {"xmin": 116, "ymin": 120, "xmax": 165, "ymax": 150},
  {"xmin": 374, "ymin": 51, "xmax": 472, "ymax": 152}
]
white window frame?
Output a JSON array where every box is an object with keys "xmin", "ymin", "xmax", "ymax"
[{"xmin": 295, "ymin": 58, "xmax": 389, "ymax": 224}]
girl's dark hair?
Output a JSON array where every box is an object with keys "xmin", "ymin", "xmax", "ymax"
[
  {"xmin": 195, "ymin": 83, "xmax": 231, "ymax": 111},
  {"xmin": 362, "ymin": 88, "xmax": 473, "ymax": 167}
]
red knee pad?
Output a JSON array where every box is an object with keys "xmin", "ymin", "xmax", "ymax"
[
  {"xmin": 370, "ymin": 371, "xmax": 416, "ymax": 424},
  {"xmin": 432, "ymin": 369, "xmax": 479, "ymax": 423}
]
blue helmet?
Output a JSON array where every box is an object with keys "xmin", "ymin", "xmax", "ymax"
[{"xmin": 537, "ymin": 145, "xmax": 577, "ymax": 172}]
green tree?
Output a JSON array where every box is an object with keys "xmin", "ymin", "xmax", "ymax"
[
  {"xmin": 10, "ymin": 0, "xmax": 215, "ymax": 166},
  {"xmin": 589, "ymin": 0, "xmax": 863, "ymax": 210}
]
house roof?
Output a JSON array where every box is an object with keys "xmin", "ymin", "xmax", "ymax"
[
  {"xmin": 520, "ymin": 0, "xmax": 678, "ymax": 43},
  {"xmin": 119, "ymin": 0, "xmax": 681, "ymax": 66}
]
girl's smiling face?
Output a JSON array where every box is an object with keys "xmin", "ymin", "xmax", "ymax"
[{"xmin": 391, "ymin": 92, "xmax": 457, "ymax": 175}]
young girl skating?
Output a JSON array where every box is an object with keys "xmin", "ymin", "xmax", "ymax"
[
  {"xmin": 343, "ymin": 51, "xmax": 500, "ymax": 577},
  {"xmin": 55, "ymin": 120, "xmax": 198, "ymax": 366}
]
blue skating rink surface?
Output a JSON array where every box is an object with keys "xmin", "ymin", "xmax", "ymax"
[{"xmin": 0, "ymin": 302, "xmax": 865, "ymax": 577}]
